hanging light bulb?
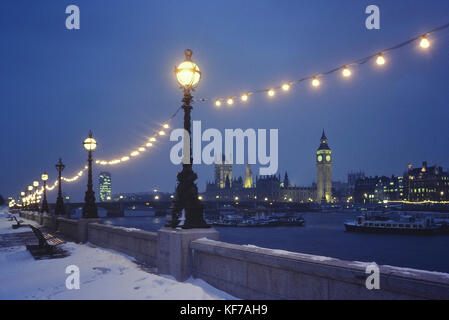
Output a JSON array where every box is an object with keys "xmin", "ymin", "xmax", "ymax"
[
  {"xmin": 215, "ymin": 99, "xmax": 221, "ymax": 107},
  {"xmin": 312, "ymin": 77, "xmax": 320, "ymax": 87},
  {"xmin": 376, "ymin": 54, "xmax": 386, "ymax": 65},
  {"xmin": 163, "ymin": 123, "xmax": 170, "ymax": 129},
  {"xmin": 158, "ymin": 130, "xmax": 166, "ymax": 136},
  {"xmin": 139, "ymin": 147, "xmax": 146, "ymax": 152},
  {"xmin": 420, "ymin": 35, "xmax": 430, "ymax": 49},
  {"xmin": 227, "ymin": 98, "xmax": 234, "ymax": 105},
  {"xmin": 150, "ymin": 137, "xmax": 156, "ymax": 142},
  {"xmin": 146, "ymin": 142, "xmax": 153, "ymax": 147},
  {"xmin": 342, "ymin": 66, "xmax": 352, "ymax": 77},
  {"xmin": 268, "ymin": 89, "xmax": 275, "ymax": 97},
  {"xmin": 241, "ymin": 94, "xmax": 248, "ymax": 102},
  {"xmin": 282, "ymin": 83, "xmax": 290, "ymax": 91}
]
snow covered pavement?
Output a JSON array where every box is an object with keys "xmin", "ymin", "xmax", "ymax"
[{"xmin": 0, "ymin": 211, "xmax": 236, "ymax": 300}]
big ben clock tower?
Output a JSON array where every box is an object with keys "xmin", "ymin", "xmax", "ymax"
[{"xmin": 316, "ymin": 130, "xmax": 332, "ymax": 203}]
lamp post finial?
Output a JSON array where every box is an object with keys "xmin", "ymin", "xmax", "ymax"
[{"xmin": 184, "ymin": 49, "xmax": 192, "ymax": 61}]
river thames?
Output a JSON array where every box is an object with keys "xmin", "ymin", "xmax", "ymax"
[{"xmin": 102, "ymin": 211, "xmax": 449, "ymax": 273}]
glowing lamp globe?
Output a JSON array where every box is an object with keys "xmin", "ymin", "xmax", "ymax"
[
  {"xmin": 83, "ymin": 132, "xmax": 97, "ymax": 151},
  {"xmin": 21, "ymin": 192, "xmax": 25, "ymax": 196},
  {"xmin": 342, "ymin": 67, "xmax": 351, "ymax": 77},
  {"xmin": 376, "ymin": 54, "xmax": 385, "ymax": 65},
  {"xmin": 420, "ymin": 36, "xmax": 430, "ymax": 49},
  {"xmin": 175, "ymin": 49, "xmax": 201, "ymax": 90},
  {"xmin": 28, "ymin": 185, "xmax": 33, "ymax": 191},
  {"xmin": 33, "ymin": 181, "xmax": 39, "ymax": 187},
  {"xmin": 41, "ymin": 173, "xmax": 48, "ymax": 181}
]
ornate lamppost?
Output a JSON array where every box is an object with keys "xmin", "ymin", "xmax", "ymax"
[
  {"xmin": 170, "ymin": 49, "xmax": 209, "ymax": 229},
  {"xmin": 82, "ymin": 131, "xmax": 98, "ymax": 218},
  {"xmin": 33, "ymin": 181, "xmax": 39, "ymax": 211},
  {"xmin": 41, "ymin": 172, "xmax": 50, "ymax": 214},
  {"xmin": 55, "ymin": 158, "xmax": 66, "ymax": 215},
  {"xmin": 20, "ymin": 191, "xmax": 25, "ymax": 210},
  {"xmin": 27, "ymin": 185, "xmax": 33, "ymax": 211}
]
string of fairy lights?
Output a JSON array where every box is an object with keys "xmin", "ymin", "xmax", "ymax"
[
  {"xmin": 9, "ymin": 22, "xmax": 449, "ymax": 207},
  {"xmin": 13, "ymin": 108, "xmax": 181, "ymax": 207},
  {"xmin": 195, "ymin": 22, "xmax": 449, "ymax": 107}
]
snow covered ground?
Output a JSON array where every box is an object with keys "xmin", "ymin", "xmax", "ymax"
[
  {"xmin": 0, "ymin": 211, "xmax": 40, "ymax": 234},
  {"xmin": 0, "ymin": 211, "xmax": 236, "ymax": 300}
]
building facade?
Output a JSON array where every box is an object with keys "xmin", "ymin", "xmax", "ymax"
[
  {"xmin": 348, "ymin": 171, "xmax": 365, "ymax": 187},
  {"xmin": 214, "ymin": 154, "xmax": 233, "ymax": 189},
  {"xmin": 99, "ymin": 172, "xmax": 112, "ymax": 202},
  {"xmin": 353, "ymin": 162, "xmax": 449, "ymax": 204},
  {"xmin": 405, "ymin": 162, "xmax": 449, "ymax": 202},
  {"xmin": 316, "ymin": 130, "xmax": 332, "ymax": 203},
  {"xmin": 244, "ymin": 164, "xmax": 254, "ymax": 188},
  {"xmin": 204, "ymin": 167, "xmax": 315, "ymax": 203},
  {"xmin": 354, "ymin": 176, "xmax": 404, "ymax": 204}
]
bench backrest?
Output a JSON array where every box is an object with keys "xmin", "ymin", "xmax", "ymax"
[{"xmin": 29, "ymin": 225, "xmax": 47, "ymax": 247}]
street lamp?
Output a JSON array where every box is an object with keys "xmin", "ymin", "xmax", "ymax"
[
  {"xmin": 20, "ymin": 191, "xmax": 25, "ymax": 209},
  {"xmin": 33, "ymin": 181, "xmax": 39, "ymax": 211},
  {"xmin": 41, "ymin": 172, "xmax": 50, "ymax": 214},
  {"xmin": 55, "ymin": 158, "xmax": 66, "ymax": 215},
  {"xmin": 27, "ymin": 185, "xmax": 33, "ymax": 211},
  {"xmin": 82, "ymin": 130, "xmax": 98, "ymax": 218},
  {"xmin": 169, "ymin": 49, "xmax": 208, "ymax": 229}
]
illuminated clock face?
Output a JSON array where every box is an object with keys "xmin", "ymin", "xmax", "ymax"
[
  {"xmin": 317, "ymin": 155, "xmax": 323, "ymax": 162},
  {"xmin": 326, "ymin": 155, "xmax": 331, "ymax": 162}
]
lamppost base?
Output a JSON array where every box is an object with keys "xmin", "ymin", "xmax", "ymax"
[
  {"xmin": 157, "ymin": 227, "xmax": 219, "ymax": 281},
  {"xmin": 82, "ymin": 205, "xmax": 98, "ymax": 219},
  {"xmin": 55, "ymin": 198, "xmax": 65, "ymax": 216},
  {"xmin": 181, "ymin": 220, "xmax": 211, "ymax": 229}
]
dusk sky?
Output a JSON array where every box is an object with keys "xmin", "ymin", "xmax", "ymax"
[{"xmin": 1, "ymin": 0, "xmax": 449, "ymax": 202}]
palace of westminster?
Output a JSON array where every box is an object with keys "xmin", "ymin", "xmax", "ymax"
[{"xmin": 203, "ymin": 131, "xmax": 336, "ymax": 203}]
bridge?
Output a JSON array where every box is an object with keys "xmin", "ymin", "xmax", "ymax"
[{"xmin": 46, "ymin": 200, "xmax": 318, "ymax": 218}]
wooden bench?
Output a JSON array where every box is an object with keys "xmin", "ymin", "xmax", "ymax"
[
  {"xmin": 26, "ymin": 225, "xmax": 67, "ymax": 259},
  {"xmin": 11, "ymin": 216, "xmax": 25, "ymax": 229}
]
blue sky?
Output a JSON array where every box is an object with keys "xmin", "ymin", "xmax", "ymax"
[{"xmin": 1, "ymin": 1, "xmax": 449, "ymax": 201}]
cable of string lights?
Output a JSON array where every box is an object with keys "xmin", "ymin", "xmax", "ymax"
[
  {"xmin": 93, "ymin": 105, "xmax": 182, "ymax": 166},
  {"xmin": 195, "ymin": 22, "xmax": 449, "ymax": 107}
]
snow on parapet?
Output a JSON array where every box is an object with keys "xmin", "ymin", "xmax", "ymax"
[
  {"xmin": 196, "ymin": 237, "xmax": 221, "ymax": 243},
  {"xmin": 384, "ymin": 265, "xmax": 449, "ymax": 279},
  {"xmin": 194, "ymin": 239, "xmax": 335, "ymax": 262},
  {"xmin": 243, "ymin": 244, "xmax": 334, "ymax": 262},
  {"xmin": 349, "ymin": 261, "xmax": 449, "ymax": 279}
]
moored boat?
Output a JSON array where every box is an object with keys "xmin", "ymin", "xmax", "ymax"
[
  {"xmin": 344, "ymin": 213, "xmax": 439, "ymax": 235},
  {"xmin": 210, "ymin": 215, "xmax": 305, "ymax": 227}
]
